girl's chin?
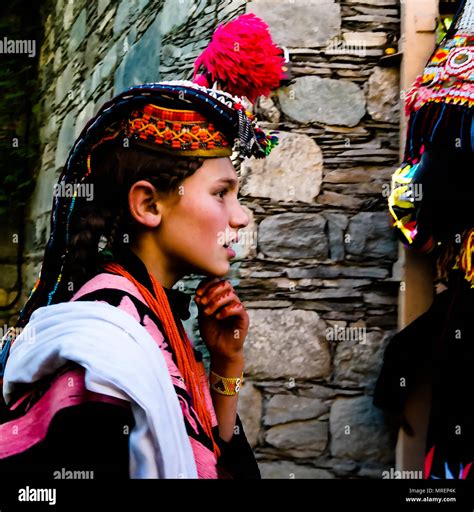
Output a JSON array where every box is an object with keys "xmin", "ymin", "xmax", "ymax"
[
  {"xmin": 196, "ymin": 261, "xmax": 230, "ymax": 279},
  {"xmin": 210, "ymin": 263, "xmax": 231, "ymax": 277}
]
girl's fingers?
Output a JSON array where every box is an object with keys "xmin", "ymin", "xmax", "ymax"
[
  {"xmin": 197, "ymin": 280, "xmax": 233, "ymax": 307},
  {"xmin": 201, "ymin": 289, "xmax": 238, "ymax": 316},
  {"xmin": 215, "ymin": 302, "xmax": 244, "ymax": 320},
  {"xmin": 195, "ymin": 277, "xmax": 221, "ymax": 297}
]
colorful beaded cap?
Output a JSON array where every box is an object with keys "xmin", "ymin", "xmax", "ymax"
[{"xmin": 126, "ymin": 103, "xmax": 232, "ymax": 157}]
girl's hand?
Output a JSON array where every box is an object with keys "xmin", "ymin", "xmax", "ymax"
[{"xmin": 194, "ymin": 277, "xmax": 249, "ymax": 362}]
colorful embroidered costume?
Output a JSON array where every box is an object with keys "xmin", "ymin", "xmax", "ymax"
[
  {"xmin": 1, "ymin": 248, "xmax": 259, "ymax": 478},
  {"xmin": 387, "ymin": 0, "xmax": 474, "ymax": 257}
]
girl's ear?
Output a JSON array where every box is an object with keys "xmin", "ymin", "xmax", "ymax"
[{"xmin": 128, "ymin": 180, "xmax": 163, "ymax": 228}]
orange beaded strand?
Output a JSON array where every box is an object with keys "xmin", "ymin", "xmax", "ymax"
[{"xmin": 103, "ymin": 262, "xmax": 221, "ymax": 459}]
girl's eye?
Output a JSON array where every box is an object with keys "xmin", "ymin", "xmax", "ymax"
[{"xmin": 216, "ymin": 189, "xmax": 228, "ymax": 199}]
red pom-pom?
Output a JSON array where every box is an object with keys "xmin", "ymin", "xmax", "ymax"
[
  {"xmin": 193, "ymin": 13, "xmax": 285, "ymax": 103},
  {"xmin": 194, "ymin": 73, "xmax": 210, "ymax": 88}
]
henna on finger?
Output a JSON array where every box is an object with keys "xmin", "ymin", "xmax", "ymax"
[
  {"xmin": 199, "ymin": 280, "xmax": 233, "ymax": 306},
  {"xmin": 202, "ymin": 289, "xmax": 238, "ymax": 316},
  {"xmin": 216, "ymin": 302, "xmax": 244, "ymax": 319},
  {"xmin": 195, "ymin": 277, "xmax": 221, "ymax": 298}
]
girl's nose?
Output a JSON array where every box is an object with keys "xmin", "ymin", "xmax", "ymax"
[{"xmin": 231, "ymin": 201, "xmax": 250, "ymax": 230}]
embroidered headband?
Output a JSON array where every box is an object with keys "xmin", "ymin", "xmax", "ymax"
[{"xmin": 126, "ymin": 103, "xmax": 231, "ymax": 157}]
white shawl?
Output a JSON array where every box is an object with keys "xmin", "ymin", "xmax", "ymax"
[{"xmin": 2, "ymin": 300, "xmax": 197, "ymax": 479}]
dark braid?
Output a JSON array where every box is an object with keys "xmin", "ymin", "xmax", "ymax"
[
  {"xmin": 107, "ymin": 208, "xmax": 125, "ymax": 254},
  {"xmin": 60, "ymin": 203, "xmax": 115, "ymax": 298},
  {"xmin": 18, "ymin": 141, "xmax": 205, "ymax": 320}
]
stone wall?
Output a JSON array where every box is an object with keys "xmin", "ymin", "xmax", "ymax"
[
  {"xmin": 0, "ymin": 217, "xmax": 22, "ymax": 328},
  {"xmin": 8, "ymin": 0, "xmax": 401, "ymax": 478},
  {"xmin": 232, "ymin": 0, "xmax": 401, "ymax": 478}
]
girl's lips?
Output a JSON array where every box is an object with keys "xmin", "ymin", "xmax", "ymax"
[{"xmin": 225, "ymin": 246, "xmax": 236, "ymax": 258}]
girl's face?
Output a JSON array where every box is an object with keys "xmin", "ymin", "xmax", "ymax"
[{"xmin": 129, "ymin": 157, "xmax": 250, "ymax": 286}]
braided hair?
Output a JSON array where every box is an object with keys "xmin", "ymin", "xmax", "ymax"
[{"xmin": 16, "ymin": 141, "xmax": 204, "ymax": 329}]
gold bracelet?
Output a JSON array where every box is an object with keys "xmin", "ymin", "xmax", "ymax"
[{"xmin": 210, "ymin": 370, "xmax": 244, "ymax": 396}]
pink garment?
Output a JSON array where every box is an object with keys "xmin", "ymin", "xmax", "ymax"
[
  {"xmin": 0, "ymin": 367, "xmax": 127, "ymax": 458},
  {"xmin": 71, "ymin": 273, "xmax": 219, "ymax": 478}
]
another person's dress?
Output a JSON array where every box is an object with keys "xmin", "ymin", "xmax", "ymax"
[{"xmin": 374, "ymin": 270, "xmax": 474, "ymax": 479}]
